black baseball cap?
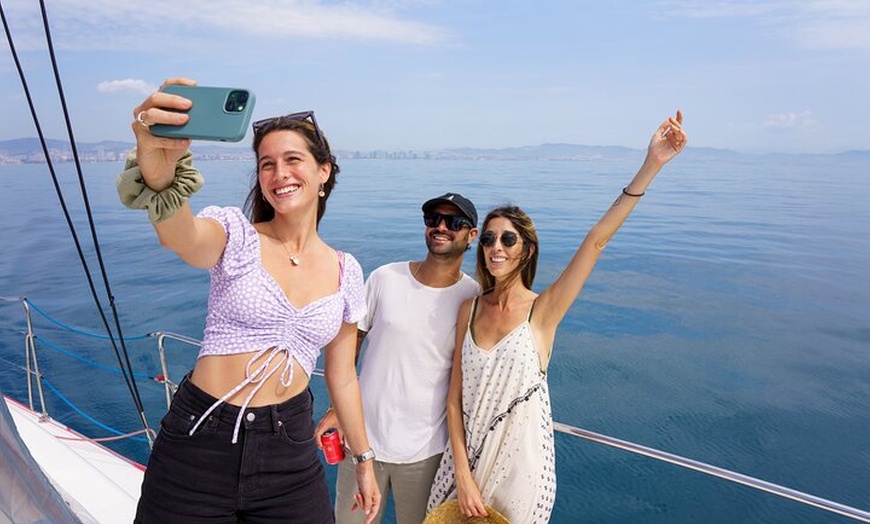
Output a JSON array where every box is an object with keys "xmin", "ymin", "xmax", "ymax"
[{"xmin": 422, "ymin": 192, "xmax": 478, "ymax": 227}]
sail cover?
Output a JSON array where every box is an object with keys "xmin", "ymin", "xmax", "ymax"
[{"xmin": 0, "ymin": 391, "xmax": 83, "ymax": 524}]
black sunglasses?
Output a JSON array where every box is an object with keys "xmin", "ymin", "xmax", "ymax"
[
  {"xmin": 423, "ymin": 212, "xmax": 473, "ymax": 231},
  {"xmin": 252, "ymin": 110, "xmax": 324, "ymax": 144},
  {"xmin": 479, "ymin": 231, "xmax": 519, "ymax": 248}
]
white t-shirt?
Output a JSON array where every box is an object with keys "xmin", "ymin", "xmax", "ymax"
[{"xmin": 358, "ymin": 261, "xmax": 480, "ymax": 463}]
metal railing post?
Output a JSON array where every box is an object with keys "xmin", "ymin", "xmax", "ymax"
[{"xmin": 19, "ymin": 298, "xmax": 48, "ymax": 417}]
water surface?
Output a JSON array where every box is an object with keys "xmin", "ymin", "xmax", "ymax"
[{"xmin": 1, "ymin": 153, "xmax": 867, "ymax": 523}]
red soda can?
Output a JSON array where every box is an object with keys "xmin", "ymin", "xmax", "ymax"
[{"xmin": 320, "ymin": 428, "xmax": 345, "ymax": 465}]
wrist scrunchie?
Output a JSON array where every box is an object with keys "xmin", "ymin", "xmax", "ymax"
[{"xmin": 116, "ymin": 148, "xmax": 204, "ymax": 223}]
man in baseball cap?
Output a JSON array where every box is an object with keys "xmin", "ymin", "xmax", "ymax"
[
  {"xmin": 317, "ymin": 192, "xmax": 479, "ymax": 524},
  {"xmin": 422, "ymin": 192, "xmax": 478, "ymax": 227}
]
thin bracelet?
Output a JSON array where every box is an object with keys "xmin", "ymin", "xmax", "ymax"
[{"xmin": 622, "ymin": 187, "xmax": 645, "ymax": 198}]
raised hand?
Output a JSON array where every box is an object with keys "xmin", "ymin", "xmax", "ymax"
[
  {"xmin": 131, "ymin": 78, "xmax": 196, "ymax": 191},
  {"xmin": 647, "ymin": 110, "xmax": 687, "ymax": 166}
]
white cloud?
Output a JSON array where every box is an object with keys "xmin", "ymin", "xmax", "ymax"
[
  {"xmin": 220, "ymin": 3, "xmax": 449, "ymax": 44},
  {"xmin": 762, "ymin": 111, "xmax": 817, "ymax": 129},
  {"xmin": 657, "ymin": 0, "xmax": 787, "ymax": 19},
  {"xmin": 792, "ymin": 18, "xmax": 870, "ymax": 50},
  {"xmin": 96, "ymin": 79, "xmax": 156, "ymax": 95},
  {"xmin": 2, "ymin": 0, "xmax": 450, "ymax": 50},
  {"xmin": 659, "ymin": 0, "xmax": 870, "ymax": 50}
]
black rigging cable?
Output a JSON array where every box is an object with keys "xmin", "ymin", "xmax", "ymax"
[{"xmin": 0, "ymin": 0, "xmax": 152, "ymax": 445}]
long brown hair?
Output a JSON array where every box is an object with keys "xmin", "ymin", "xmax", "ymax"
[
  {"xmin": 476, "ymin": 205, "xmax": 538, "ymax": 293},
  {"xmin": 243, "ymin": 117, "xmax": 340, "ymax": 225}
]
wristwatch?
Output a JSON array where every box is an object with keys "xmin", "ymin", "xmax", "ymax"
[{"xmin": 351, "ymin": 448, "xmax": 376, "ymax": 465}]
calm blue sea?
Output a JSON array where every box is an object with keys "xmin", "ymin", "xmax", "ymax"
[{"xmin": 1, "ymin": 151, "xmax": 868, "ymax": 523}]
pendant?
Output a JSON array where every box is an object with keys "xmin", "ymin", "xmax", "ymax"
[{"xmin": 289, "ymin": 256, "xmax": 300, "ymax": 266}]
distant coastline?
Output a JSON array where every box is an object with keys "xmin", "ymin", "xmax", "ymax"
[{"xmin": 1, "ymin": 137, "xmax": 867, "ymax": 165}]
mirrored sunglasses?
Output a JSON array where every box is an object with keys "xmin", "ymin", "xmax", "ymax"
[
  {"xmin": 479, "ymin": 231, "xmax": 519, "ymax": 248},
  {"xmin": 251, "ymin": 110, "xmax": 323, "ymax": 143},
  {"xmin": 423, "ymin": 212, "xmax": 473, "ymax": 231}
]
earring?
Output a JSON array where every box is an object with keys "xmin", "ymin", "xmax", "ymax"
[{"xmin": 318, "ymin": 184, "xmax": 326, "ymax": 198}]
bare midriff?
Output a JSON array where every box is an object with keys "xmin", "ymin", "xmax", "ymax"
[{"xmin": 190, "ymin": 352, "xmax": 310, "ymax": 406}]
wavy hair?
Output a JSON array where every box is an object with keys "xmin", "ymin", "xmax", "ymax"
[
  {"xmin": 243, "ymin": 117, "xmax": 340, "ymax": 226},
  {"xmin": 476, "ymin": 205, "xmax": 538, "ymax": 293}
]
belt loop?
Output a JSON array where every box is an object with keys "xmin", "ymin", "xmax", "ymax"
[
  {"xmin": 271, "ymin": 404, "xmax": 280, "ymax": 434},
  {"xmin": 177, "ymin": 372, "xmax": 191, "ymax": 396},
  {"xmin": 207, "ymin": 400, "xmax": 226, "ymax": 430}
]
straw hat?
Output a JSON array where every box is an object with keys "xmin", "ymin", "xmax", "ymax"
[{"xmin": 423, "ymin": 500, "xmax": 511, "ymax": 524}]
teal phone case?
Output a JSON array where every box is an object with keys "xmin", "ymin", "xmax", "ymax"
[{"xmin": 150, "ymin": 85, "xmax": 256, "ymax": 142}]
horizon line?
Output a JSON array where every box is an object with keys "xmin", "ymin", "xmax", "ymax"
[{"xmin": 0, "ymin": 136, "xmax": 868, "ymax": 157}]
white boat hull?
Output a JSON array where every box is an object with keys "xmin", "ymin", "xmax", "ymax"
[{"xmin": 3, "ymin": 396, "xmax": 144, "ymax": 524}]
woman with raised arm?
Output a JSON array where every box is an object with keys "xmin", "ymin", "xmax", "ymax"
[
  {"xmin": 426, "ymin": 112, "xmax": 687, "ymax": 523},
  {"xmin": 118, "ymin": 78, "xmax": 380, "ymax": 524}
]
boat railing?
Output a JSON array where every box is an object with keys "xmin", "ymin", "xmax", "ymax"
[
  {"xmin": 2, "ymin": 295, "xmax": 868, "ymax": 523},
  {"xmin": 554, "ymin": 423, "xmax": 869, "ymax": 523},
  {"xmin": 148, "ymin": 330, "xmax": 201, "ymax": 408},
  {"xmin": 1, "ymin": 296, "xmax": 48, "ymax": 420}
]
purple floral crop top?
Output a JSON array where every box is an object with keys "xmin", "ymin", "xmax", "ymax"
[{"xmin": 190, "ymin": 206, "xmax": 366, "ymax": 442}]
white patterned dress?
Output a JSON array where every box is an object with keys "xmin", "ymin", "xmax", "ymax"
[{"xmin": 428, "ymin": 298, "xmax": 556, "ymax": 523}]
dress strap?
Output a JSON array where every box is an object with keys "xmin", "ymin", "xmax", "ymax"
[
  {"xmin": 468, "ymin": 296, "xmax": 479, "ymax": 331},
  {"xmin": 467, "ymin": 296, "xmax": 480, "ymax": 344},
  {"xmin": 526, "ymin": 298, "xmax": 537, "ymax": 322}
]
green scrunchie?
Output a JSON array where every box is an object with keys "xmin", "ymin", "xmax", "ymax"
[{"xmin": 116, "ymin": 149, "xmax": 204, "ymax": 223}]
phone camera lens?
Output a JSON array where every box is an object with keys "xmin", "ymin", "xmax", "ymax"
[{"xmin": 225, "ymin": 90, "xmax": 250, "ymax": 113}]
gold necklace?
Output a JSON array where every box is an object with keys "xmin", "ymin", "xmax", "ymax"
[
  {"xmin": 412, "ymin": 260, "xmax": 462, "ymax": 285},
  {"xmin": 271, "ymin": 223, "xmax": 311, "ymax": 267}
]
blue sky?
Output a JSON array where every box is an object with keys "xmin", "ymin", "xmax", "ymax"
[{"xmin": 1, "ymin": 0, "xmax": 868, "ymax": 153}]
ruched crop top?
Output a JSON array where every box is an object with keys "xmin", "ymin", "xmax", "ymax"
[{"xmin": 189, "ymin": 206, "xmax": 366, "ymax": 442}]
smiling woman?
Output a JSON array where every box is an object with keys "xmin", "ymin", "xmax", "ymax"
[
  {"xmin": 426, "ymin": 112, "xmax": 687, "ymax": 523},
  {"xmin": 115, "ymin": 77, "xmax": 381, "ymax": 524}
]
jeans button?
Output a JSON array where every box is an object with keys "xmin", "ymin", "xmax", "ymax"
[{"xmin": 246, "ymin": 412, "xmax": 256, "ymax": 422}]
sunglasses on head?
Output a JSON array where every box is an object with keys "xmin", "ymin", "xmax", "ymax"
[
  {"xmin": 423, "ymin": 212, "xmax": 473, "ymax": 231},
  {"xmin": 479, "ymin": 231, "xmax": 519, "ymax": 248},
  {"xmin": 251, "ymin": 110, "xmax": 324, "ymax": 144}
]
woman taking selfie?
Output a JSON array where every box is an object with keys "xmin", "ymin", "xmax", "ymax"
[{"xmin": 118, "ymin": 78, "xmax": 380, "ymax": 524}]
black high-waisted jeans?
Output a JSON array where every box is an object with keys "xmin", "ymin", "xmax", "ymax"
[{"xmin": 134, "ymin": 375, "xmax": 334, "ymax": 524}]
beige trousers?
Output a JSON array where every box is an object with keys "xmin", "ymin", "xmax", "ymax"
[{"xmin": 334, "ymin": 453, "xmax": 442, "ymax": 524}]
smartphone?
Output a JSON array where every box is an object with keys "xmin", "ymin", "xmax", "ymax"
[{"xmin": 150, "ymin": 85, "xmax": 256, "ymax": 142}]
